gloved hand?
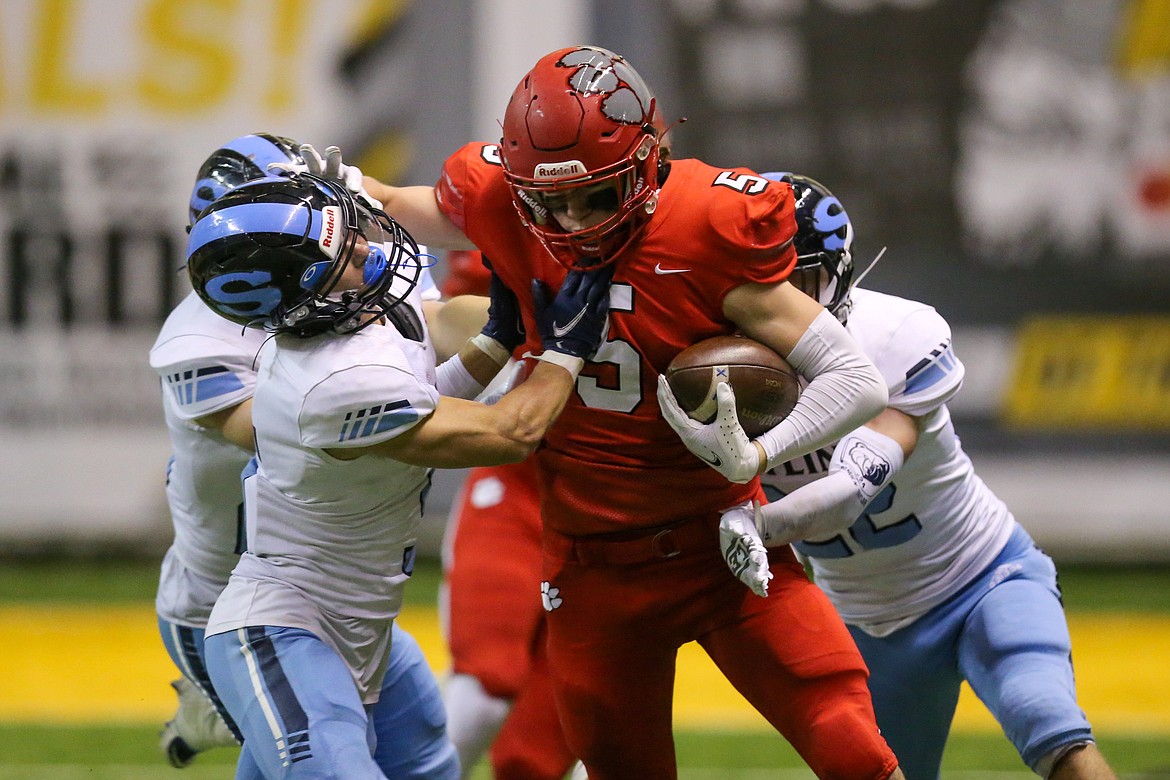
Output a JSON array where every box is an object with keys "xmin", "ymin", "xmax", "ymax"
[
  {"xmin": 657, "ymin": 379, "xmax": 761, "ymax": 483},
  {"xmin": 475, "ymin": 264, "xmax": 525, "ymax": 362},
  {"xmin": 483, "ymin": 259, "xmax": 525, "ymax": 349},
  {"xmin": 268, "ymin": 143, "xmax": 383, "ymax": 210},
  {"xmin": 719, "ymin": 500, "xmax": 772, "ymax": 597},
  {"xmin": 531, "ymin": 267, "xmax": 613, "ymax": 376}
]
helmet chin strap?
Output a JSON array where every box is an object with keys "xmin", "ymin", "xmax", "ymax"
[{"xmin": 848, "ymin": 246, "xmax": 887, "ymax": 292}]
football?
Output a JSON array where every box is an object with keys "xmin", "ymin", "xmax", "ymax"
[{"xmin": 665, "ymin": 335, "xmax": 801, "ymax": 437}]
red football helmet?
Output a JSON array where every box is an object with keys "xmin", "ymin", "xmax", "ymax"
[{"xmin": 501, "ymin": 46, "xmax": 661, "ymax": 269}]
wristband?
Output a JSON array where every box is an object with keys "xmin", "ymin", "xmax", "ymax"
[
  {"xmin": 536, "ymin": 350, "xmax": 585, "ymax": 378},
  {"xmin": 470, "ymin": 333, "xmax": 512, "ymax": 366},
  {"xmin": 435, "ymin": 353, "xmax": 487, "ymax": 400}
]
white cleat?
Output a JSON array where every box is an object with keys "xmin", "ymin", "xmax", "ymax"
[{"xmin": 159, "ymin": 677, "xmax": 239, "ymax": 768}]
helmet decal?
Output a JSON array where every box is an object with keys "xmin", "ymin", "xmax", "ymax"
[
  {"xmin": 812, "ymin": 195, "xmax": 850, "ymax": 254},
  {"xmin": 203, "ymin": 270, "xmax": 282, "ymax": 320},
  {"xmin": 557, "ymin": 48, "xmax": 653, "ymax": 127},
  {"xmin": 534, "ymin": 160, "xmax": 588, "ymax": 180},
  {"xmin": 318, "ymin": 205, "xmax": 342, "ymax": 259}
]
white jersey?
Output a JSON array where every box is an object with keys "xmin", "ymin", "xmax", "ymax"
[
  {"xmin": 760, "ymin": 289, "xmax": 1015, "ymax": 637},
  {"xmin": 149, "ymin": 270, "xmax": 443, "ymax": 629},
  {"xmin": 150, "ymin": 291, "xmax": 267, "ymax": 625},
  {"xmin": 207, "ymin": 288, "xmax": 440, "ymax": 702}
]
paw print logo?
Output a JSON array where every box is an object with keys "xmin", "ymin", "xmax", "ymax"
[
  {"xmin": 557, "ymin": 48, "xmax": 654, "ymax": 127},
  {"xmin": 541, "ymin": 581, "xmax": 563, "ymax": 612}
]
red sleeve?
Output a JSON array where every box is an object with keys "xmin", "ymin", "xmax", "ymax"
[
  {"xmin": 706, "ymin": 170, "xmax": 797, "ymax": 291},
  {"xmin": 436, "ymin": 142, "xmax": 506, "ymax": 235},
  {"xmin": 440, "ymin": 250, "xmax": 491, "ymax": 298}
]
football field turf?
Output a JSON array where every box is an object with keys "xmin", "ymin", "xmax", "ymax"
[{"xmin": 1, "ymin": 557, "xmax": 1168, "ymax": 778}]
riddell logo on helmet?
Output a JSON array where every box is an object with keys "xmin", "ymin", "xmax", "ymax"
[
  {"xmin": 319, "ymin": 206, "xmax": 341, "ymax": 259},
  {"xmin": 534, "ymin": 160, "xmax": 587, "ymax": 180}
]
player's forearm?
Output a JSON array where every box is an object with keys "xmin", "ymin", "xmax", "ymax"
[
  {"xmin": 362, "ymin": 179, "xmax": 477, "ymax": 250},
  {"xmin": 754, "ymin": 310, "xmax": 887, "ymax": 473},
  {"xmin": 395, "ymin": 360, "xmax": 573, "ymax": 468},
  {"xmin": 759, "ymin": 422, "xmax": 905, "ymax": 545},
  {"xmin": 757, "ymin": 471, "xmax": 861, "ymax": 546},
  {"xmin": 488, "ymin": 360, "xmax": 575, "ymax": 452}
]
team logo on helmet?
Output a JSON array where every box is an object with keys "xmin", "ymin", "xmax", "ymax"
[{"xmin": 556, "ymin": 48, "xmax": 654, "ymax": 127}]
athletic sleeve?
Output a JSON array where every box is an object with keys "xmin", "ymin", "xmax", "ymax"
[
  {"xmin": 878, "ymin": 306, "xmax": 965, "ymax": 417},
  {"xmin": 299, "ymin": 364, "xmax": 440, "ymax": 449},
  {"xmin": 150, "ymin": 333, "xmax": 257, "ymax": 421}
]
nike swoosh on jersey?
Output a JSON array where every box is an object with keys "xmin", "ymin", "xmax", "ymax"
[
  {"xmin": 552, "ymin": 306, "xmax": 588, "ymax": 338},
  {"xmin": 654, "ymin": 264, "xmax": 692, "ymax": 275}
]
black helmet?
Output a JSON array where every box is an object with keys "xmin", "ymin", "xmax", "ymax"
[
  {"xmin": 186, "ymin": 173, "xmax": 423, "ymax": 337},
  {"xmin": 764, "ymin": 172, "xmax": 855, "ymax": 323},
  {"xmin": 188, "ymin": 133, "xmax": 303, "ymax": 226}
]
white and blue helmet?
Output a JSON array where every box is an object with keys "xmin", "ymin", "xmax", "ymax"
[{"xmin": 186, "ymin": 173, "xmax": 423, "ymax": 337}]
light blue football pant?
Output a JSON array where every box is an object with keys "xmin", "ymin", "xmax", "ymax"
[
  {"xmin": 200, "ymin": 622, "xmax": 459, "ymax": 780},
  {"xmin": 159, "ymin": 615, "xmax": 245, "ymax": 742},
  {"xmin": 847, "ymin": 524, "xmax": 1094, "ymax": 780}
]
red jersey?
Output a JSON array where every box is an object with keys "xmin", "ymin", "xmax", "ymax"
[
  {"xmin": 437, "ymin": 143, "xmax": 797, "ymax": 535},
  {"xmin": 439, "ymin": 249, "xmax": 491, "ymax": 298}
]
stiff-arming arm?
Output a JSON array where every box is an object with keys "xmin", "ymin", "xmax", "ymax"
[
  {"xmin": 270, "ymin": 143, "xmax": 476, "ymax": 251},
  {"xmin": 364, "ymin": 180, "xmax": 477, "ymax": 251},
  {"xmin": 326, "ymin": 268, "xmax": 611, "ymax": 469}
]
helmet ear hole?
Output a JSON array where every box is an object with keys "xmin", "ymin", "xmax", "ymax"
[{"xmin": 300, "ymin": 261, "xmax": 331, "ymax": 291}]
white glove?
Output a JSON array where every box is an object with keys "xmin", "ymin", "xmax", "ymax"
[
  {"xmin": 656, "ymin": 377, "xmax": 761, "ymax": 483},
  {"xmin": 719, "ymin": 500, "xmax": 772, "ymax": 597},
  {"xmin": 268, "ymin": 143, "xmax": 383, "ymax": 210}
]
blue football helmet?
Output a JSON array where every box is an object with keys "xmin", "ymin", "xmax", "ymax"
[
  {"xmin": 188, "ymin": 133, "xmax": 303, "ymax": 226},
  {"xmin": 764, "ymin": 172, "xmax": 855, "ymax": 323},
  {"xmin": 186, "ymin": 173, "xmax": 423, "ymax": 336}
]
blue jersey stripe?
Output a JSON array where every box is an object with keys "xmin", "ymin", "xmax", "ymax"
[
  {"xmin": 194, "ymin": 372, "xmax": 246, "ymax": 402},
  {"xmin": 904, "ymin": 343, "xmax": 957, "ymax": 395},
  {"xmin": 340, "ymin": 400, "xmax": 416, "ymax": 442},
  {"xmin": 904, "ymin": 361, "xmax": 950, "ymax": 395}
]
